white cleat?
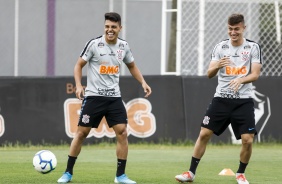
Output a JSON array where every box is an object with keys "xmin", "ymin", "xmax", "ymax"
[
  {"xmin": 114, "ymin": 174, "xmax": 137, "ymax": 184},
  {"xmin": 175, "ymin": 171, "xmax": 195, "ymax": 183},
  {"xmin": 236, "ymin": 173, "xmax": 249, "ymax": 184}
]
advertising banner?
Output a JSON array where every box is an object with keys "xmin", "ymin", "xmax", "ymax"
[{"xmin": 0, "ymin": 76, "xmax": 280, "ymax": 144}]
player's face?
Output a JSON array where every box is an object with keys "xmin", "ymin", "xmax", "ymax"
[
  {"xmin": 104, "ymin": 20, "xmax": 122, "ymax": 44},
  {"xmin": 228, "ymin": 22, "xmax": 245, "ymax": 45}
]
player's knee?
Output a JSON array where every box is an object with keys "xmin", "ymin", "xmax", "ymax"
[
  {"xmin": 75, "ymin": 130, "xmax": 89, "ymax": 139},
  {"xmin": 117, "ymin": 128, "xmax": 127, "ymax": 137},
  {"xmin": 241, "ymin": 138, "xmax": 253, "ymax": 146},
  {"xmin": 115, "ymin": 129, "xmax": 128, "ymax": 145},
  {"xmin": 199, "ymin": 129, "xmax": 213, "ymax": 141},
  {"xmin": 113, "ymin": 124, "xmax": 128, "ymax": 136},
  {"xmin": 241, "ymin": 134, "xmax": 254, "ymax": 145},
  {"xmin": 199, "ymin": 134, "xmax": 211, "ymax": 142}
]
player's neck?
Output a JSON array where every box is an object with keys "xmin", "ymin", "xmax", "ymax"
[
  {"xmin": 105, "ymin": 38, "xmax": 117, "ymax": 45},
  {"xmin": 230, "ymin": 38, "xmax": 244, "ymax": 47},
  {"xmin": 106, "ymin": 40, "xmax": 117, "ymax": 44}
]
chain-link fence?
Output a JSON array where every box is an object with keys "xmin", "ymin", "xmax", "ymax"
[{"xmin": 181, "ymin": 0, "xmax": 282, "ymax": 76}]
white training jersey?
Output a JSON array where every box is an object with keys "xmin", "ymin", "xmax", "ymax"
[
  {"xmin": 80, "ymin": 35, "xmax": 134, "ymax": 97},
  {"xmin": 211, "ymin": 38, "xmax": 262, "ymax": 99}
]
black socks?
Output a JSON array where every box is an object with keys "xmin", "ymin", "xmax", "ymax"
[
  {"xmin": 65, "ymin": 156, "xmax": 128, "ymax": 177},
  {"xmin": 189, "ymin": 157, "xmax": 201, "ymax": 175},
  {"xmin": 237, "ymin": 161, "xmax": 248, "ymax": 173},
  {"xmin": 65, "ymin": 155, "xmax": 77, "ymax": 175},
  {"xmin": 116, "ymin": 159, "xmax": 127, "ymax": 177}
]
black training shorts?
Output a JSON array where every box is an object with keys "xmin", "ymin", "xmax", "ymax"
[
  {"xmin": 77, "ymin": 96, "xmax": 127, "ymax": 128},
  {"xmin": 202, "ymin": 97, "xmax": 257, "ymax": 140}
]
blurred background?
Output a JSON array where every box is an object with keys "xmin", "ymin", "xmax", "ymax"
[{"xmin": 1, "ymin": 0, "xmax": 282, "ymax": 77}]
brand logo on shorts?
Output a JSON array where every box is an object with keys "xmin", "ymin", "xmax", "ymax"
[
  {"xmin": 203, "ymin": 116, "xmax": 210, "ymax": 125},
  {"xmin": 228, "ymin": 86, "xmax": 271, "ymax": 144},
  {"xmin": 82, "ymin": 114, "xmax": 90, "ymax": 124}
]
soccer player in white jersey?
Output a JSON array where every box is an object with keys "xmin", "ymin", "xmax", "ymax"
[
  {"xmin": 175, "ymin": 14, "xmax": 262, "ymax": 184},
  {"xmin": 58, "ymin": 12, "xmax": 151, "ymax": 184}
]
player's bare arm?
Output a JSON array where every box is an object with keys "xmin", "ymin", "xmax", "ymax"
[
  {"xmin": 207, "ymin": 57, "xmax": 231, "ymax": 78},
  {"xmin": 230, "ymin": 62, "xmax": 262, "ymax": 92},
  {"xmin": 74, "ymin": 57, "xmax": 87, "ymax": 100},
  {"xmin": 126, "ymin": 62, "xmax": 152, "ymax": 97}
]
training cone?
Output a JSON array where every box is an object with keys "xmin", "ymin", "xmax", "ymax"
[{"xmin": 218, "ymin": 168, "xmax": 235, "ymax": 176}]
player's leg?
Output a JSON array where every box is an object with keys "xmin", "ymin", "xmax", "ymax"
[
  {"xmin": 112, "ymin": 123, "xmax": 136, "ymax": 184},
  {"xmin": 67, "ymin": 125, "xmax": 92, "ymax": 170},
  {"xmin": 175, "ymin": 127, "xmax": 213, "ymax": 182},
  {"xmin": 239, "ymin": 133, "xmax": 254, "ymax": 165},
  {"xmin": 175, "ymin": 98, "xmax": 230, "ymax": 182},
  {"xmin": 190, "ymin": 127, "xmax": 213, "ymax": 174},
  {"xmin": 106, "ymin": 97, "xmax": 136, "ymax": 184},
  {"xmin": 58, "ymin": 97, "xmax": 104, "ymax": 183},
  {"xmin": 69, "ymin": 126, "xmax": 92, "ymax": 169},
  {"xmin": 57, "ymin": 126, "xmax": 91, "ymax": 183},
  {"xmin": 231, "ymin": 99, "xmax": 255, "ymax": 184},
  {"xmin": 113, "ymin": 123, "xmax": 129, "ymax": 172},
  {"xmin": 70, "ymin": 126, "xmax": 92, "ymax": 156},
  {"xmin": 235, "ymin": 133, "xmax": 254, "ymax": 184},
  {"xmin": 193, "ymin": 127, "xmax": 213, "ymax": 159}
]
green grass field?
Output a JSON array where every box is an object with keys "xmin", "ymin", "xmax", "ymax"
[{"xmin": 0, "ymin": 143, "xmax": 281, "ymax": 184}]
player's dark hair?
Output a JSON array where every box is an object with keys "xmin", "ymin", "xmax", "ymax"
[
  {"xmin": 228, "ymin": 14, "xmax": 244, "ymax": 25},
  {"xmin": 105, "ymin": 12, "xmax": 121, "ymax": 25}
]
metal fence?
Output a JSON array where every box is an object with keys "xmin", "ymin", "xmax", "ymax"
[{"xmin": 180, "ymin": 0, "xmax": 282, "ymax": 76}]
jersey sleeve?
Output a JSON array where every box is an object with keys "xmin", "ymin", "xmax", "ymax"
[
  {"xmin": 211, "ymin": 43, "xmax": 221, "ymax": 61},
  {"xmin": 123, "ymin": 43, "xmax": 134, "ymax": 64},
  {"xmin": 251, "ymin": 43, "xmax": 263, "ymax": 64},
  {"xmin": 80, "ymin": 39, "xmax": 95, "ymax": 62}
]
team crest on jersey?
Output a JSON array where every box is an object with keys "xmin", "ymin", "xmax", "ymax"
[
  {"xmin": 203, "ymin": 116, "xmax": 210, "ymax": 125},
  {"xmin": 117, "ymin": 50, "xmax": 123, "ymax": 60},
  {"xmin": 241, "ymin": 51, "xmax": 250, "ymax": 61}
]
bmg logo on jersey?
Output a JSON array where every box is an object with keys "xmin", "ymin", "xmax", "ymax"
[
  {"xmin": 99, "ymin": 65, "xmax": 119, "ymax": 74},
  {"xmin": 64, "ymin": 98, "xmax": 156, "ymax": 138},
  {"xmin": 225, "ymin": 66, "xmax": 247, "ymax": 75}
]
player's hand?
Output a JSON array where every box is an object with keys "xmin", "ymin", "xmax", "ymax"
[
  {"xmin": 217, "ymin": 56, "xmax": 231, "ymax": 69},
  {"xmin": 230, "ymin": 78, "xmax": 243, "ymax": 92},
  {"xmin": 75, "ymin": 85, "xmax": 85, "ymax": 100},
  {"xmin": 142, "ymin": 82, "xmax": 152, "ymax": 97}
]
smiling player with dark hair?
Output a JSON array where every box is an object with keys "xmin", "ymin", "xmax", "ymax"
[{"xmin": 57, "ymin": 12, "xmax": 151, "ymax": 184}]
